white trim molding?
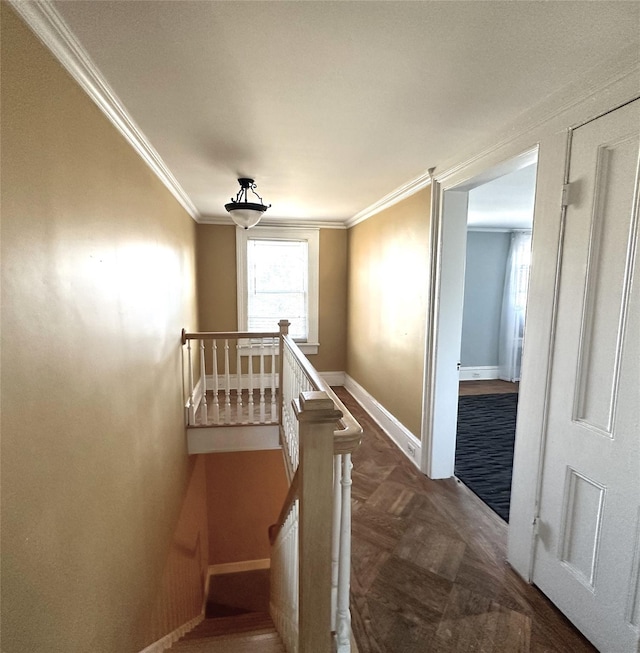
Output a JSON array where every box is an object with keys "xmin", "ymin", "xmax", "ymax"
[
  {"xmin": 138, "ymin": 614, "xmax": 203, "ymax": 653},
  {"xmin": 199, "ymin": 215, "xmax": 346, "ymax": 229},
  {"xmin": 209, "ymin": 559, "xmax": 271, "ymax": 576},
  {"xmin": 187, "ymin": 425, "xmax": 281, "ymax": 454},
  {"xmin": 346, "ymin": 174, "xmax": 432, "ymax": 228},
  {"xmin": 138, "ymin": 558, "xmax": 212, "ymax": 653},
  {"xmin": 10, "ymin": 0, "xmax": 200, "ymax": 222},
  {"xmin": 459, "ymin": 366, "xmax": 500, "ymax": 381},
  {"xmin": 344, "ymin": 375, "xmax": 422, "ymax": 469},
  {"xmin": 319, "ymin": 371, "xmax": 346, "ymax": 387},
  {"xmin": 434, "ymin": 50, "xmax": 639, "ymax": 190}
]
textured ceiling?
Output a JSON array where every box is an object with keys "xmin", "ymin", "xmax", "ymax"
[{"xmin": 51, "ymin": 0, "xmax": 640, "ymax": 223}]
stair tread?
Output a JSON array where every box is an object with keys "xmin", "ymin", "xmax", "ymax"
[
  {"xmin": 168, "ymin": 612, "xmax": 284, "ymax": 652},
  {"xmin": 183, "ymin": 612, "xmax": 274, "ymax": 638},
  {"xmin": 183, "ymin": 627, "xmax": 277, "ymax": 642},
  {"xmin": 171, "ymin": 633, "xmax": 284, "ymax": 652}
]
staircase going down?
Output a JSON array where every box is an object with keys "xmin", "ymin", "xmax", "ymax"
[
  {"xmin": 168, "ymin": 569, "xmax": 284, "ymax": 652},
  {"xmin": 167, "ymin": 612, "xmax": 284, "ymax": 652}
]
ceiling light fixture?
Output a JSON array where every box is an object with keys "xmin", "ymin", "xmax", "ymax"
[{"xmin": 225, "ymin": 178, "xmax": 271, "ymax": 229}]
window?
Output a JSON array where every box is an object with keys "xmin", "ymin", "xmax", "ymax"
[{"xmin": 237, "ymin": 226, "xmax": 319, "ymax": 354}]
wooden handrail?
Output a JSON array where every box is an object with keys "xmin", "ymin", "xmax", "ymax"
[
  {"xmin": 282, "ymin": 335, "xmax": 363, "ymax": 454},
  {"xmin": 269, "ymin": 469, "xmax": 299, "ymax": 545}
]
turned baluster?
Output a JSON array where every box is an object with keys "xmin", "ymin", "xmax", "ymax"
[
  {"xmin": 336, "ymin": 453, "xmax": 353, "ymax": 653},
  {"xmin": 270, "ymin": 337, "xmax": 277, "ymax": 422},
  {"xmin": 224, "ymin": 338, "xmax": 231, "ymax": 424},
  {"xmin": 331, "ymin": 454, "xmax": 343, "ymax": 631},
  {"xmin": 248, "ymin": 343, "xmax": 255, "ymax": 423},
  {"xmin": 236, "ymin": 340, "xmax": 243, "ymax": 424},
  {"xmin": 212, "ymin": 338, "xmax": 219, "ymax": 424},
  {"xmin": 199, "ymin": 339, "xmax": 208, "ymax": 424},
  {"xmin": 186, "ymin": 338, "xmax": 195, "ymax": 425},
  {"xmin": 259, "ymin": 339, "xmax": 266, "ymax": 423},
  {"xmin": 278, "ymin": 320, "xmax": 290, "ymax": 426}
]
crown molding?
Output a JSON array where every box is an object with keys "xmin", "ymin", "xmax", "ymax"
[
  {"xmin": 345, "ymin": 172, "xmax": 432, "ymax": 229},
  {"xmin": 10, "ymin": 0, "xmax": 200, "ymax": 222},
  {"xmin": 347, "ymin": 46, "xmax": 639, "ymax": 227},
  {"xmin": 198, "ymin": 215, "xmax": 347, "ymax": 230},
  {"xmin": 434, "ymin": 46, "xmax": 640, "ymax": 188}
]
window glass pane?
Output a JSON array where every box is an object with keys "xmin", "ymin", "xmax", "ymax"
[{"xmin": 247, "ymin": 239, "xmax": 308, "ymax": 339}]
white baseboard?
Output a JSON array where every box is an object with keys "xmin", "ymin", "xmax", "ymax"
[
  {"xmin": 138, "ymin": 613, "xmax": 203, "ymax": 653},
  {"xmin": 138, "ymin": 565, "xmax": 211, "ymax": 653},
  {"xmin": 459, "ymin": 366, "xmax": 499, "ymax": 381},
  {"xmin": 319, "ymin": 371, "xmax": 346, "ymax": 386},
  {"xmin": 343, "ymin": 375, "xmax": 422, "ymax": 470},
  {"xmin": 187, "ymin": 425, "xmax": 281, "ymax": 454},
  {"xmin": 209, "ymin": 559, "xmax": 271, "ymax": 576}
]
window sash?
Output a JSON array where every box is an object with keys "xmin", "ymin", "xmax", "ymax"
[
  {"xmin": 237, "ymin": 227, "xmax": 319, "ymax": 350},
  {"xmin": 247, "ymin": 239, "xmax": 309, "ymax": 339}
]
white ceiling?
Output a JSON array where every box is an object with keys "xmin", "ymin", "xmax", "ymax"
[
  {"xmin": 468, "ymin": 163, "xmax": 537, "ymax": 230},
  {"xmin": 48, "ymin": 0, "xmax": 640, "ymax": 224}
]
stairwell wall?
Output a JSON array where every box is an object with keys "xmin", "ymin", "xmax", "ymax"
[
  {"xmin": 205, "ymin": 451, "xmax": 289, "ymax": 565},
  {"xmin": 1, "ymin": 6, "xmax": 208, "ymax": 652}
]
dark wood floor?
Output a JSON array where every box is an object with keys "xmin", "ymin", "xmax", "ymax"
[
  {"xmin": 334, "ymin": 387, "xmax": 595, "ymax": 653},
  {"xmin": 459, "ymin": 379, "xmax": 519, "ymax": 396}
]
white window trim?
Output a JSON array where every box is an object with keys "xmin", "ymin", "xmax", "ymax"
[{"xmin": 236, "ymin": 226, "xmax": 319, "ymax": 355}]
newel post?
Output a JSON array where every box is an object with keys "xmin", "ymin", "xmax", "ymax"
[
  {"xmin": 277, "ymin": 320, "xmax": 290, "ymax": 426},
  {"xmin": 295, "ymin": 391, "xmax": 342, "ymax": 653}
]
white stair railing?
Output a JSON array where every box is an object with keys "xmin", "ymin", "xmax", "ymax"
[
  {"xmin": 181, "ymin": 325, "xmax": 285, "ymax": 427},
  {"xmin": 271, "ymin": 335, "xmax": 362, "ymax": 653},
  {"xmin": 181, "ymin": 323, "xmax": 362, "ymax": 652},
  {"xmin": 270, "ymin": 475, "xmax": 300, "ymax": 652}
]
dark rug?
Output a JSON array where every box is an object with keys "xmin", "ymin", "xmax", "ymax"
[{"xmin": 455, "ymin": 393, "xmax": 518, "ymax": 522}]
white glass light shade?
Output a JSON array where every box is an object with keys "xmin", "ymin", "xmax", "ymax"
[
  {"xmin": 225, "ymin": 179, "xmax": 269, "ymax": 229},
  {"xmin": 228, "ymin": 208, "xmax": 263, "ymax": 229}
]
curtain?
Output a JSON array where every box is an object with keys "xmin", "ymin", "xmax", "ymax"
[{"xmin": 498, "ymin": 231, "xmax": 532, "ymax": 382}]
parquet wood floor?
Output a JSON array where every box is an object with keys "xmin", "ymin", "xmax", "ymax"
[{"xmin": 333, "ymin": 387, "xmax": 595, "ymax": 653}]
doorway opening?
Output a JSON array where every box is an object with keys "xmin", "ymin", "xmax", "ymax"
[
  {"xmin": 455, "ymin": 165, "xmax": 536, "ymax": 521},
  {"xmin": 421, "ymin": 149, "xmax": 538, "ymax": 524}
]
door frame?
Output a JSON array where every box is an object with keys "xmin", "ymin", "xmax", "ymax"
[
  {"xmin": 420, "ymin": 93, "xmax": 640, "ymax": 585},
  {"xmin": 420, "ymin": 147, "xmax": 539, "ymax": 480}
]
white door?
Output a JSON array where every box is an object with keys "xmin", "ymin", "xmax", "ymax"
[{"xmin": 533, "ymin": 99, "xmax": 640, "ymax": 652}]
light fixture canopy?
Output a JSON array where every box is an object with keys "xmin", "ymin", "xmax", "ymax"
[{"xmin": 225, "ymin": 178, "xmax": 270, "ymax": 229}]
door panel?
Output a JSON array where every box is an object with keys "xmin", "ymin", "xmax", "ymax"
[{"xmin": 533, "ymin": 99, "xmax": 640, "ymax": 652}]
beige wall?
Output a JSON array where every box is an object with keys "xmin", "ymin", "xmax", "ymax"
[
  {"xmin": 196, "ymin": 224, "xmax": 238, "ymax": 332},
  {"xmin": 346, "ymin": 188, "xmax": 431, "ymax": 437},
  {"xmin": 317, "ymin": 229, "xmax": 348, "ymax": 372},
  {"xmin": 196, "ymin": 225, "xmax": 347, "ymax": 372},
  {"xmin": 1, "ymin": 7, "xmax": 208, "ymax": 652},
  {"xmin": 205, "ymin": 451, "xmax": 288, "ymax": 564}
]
